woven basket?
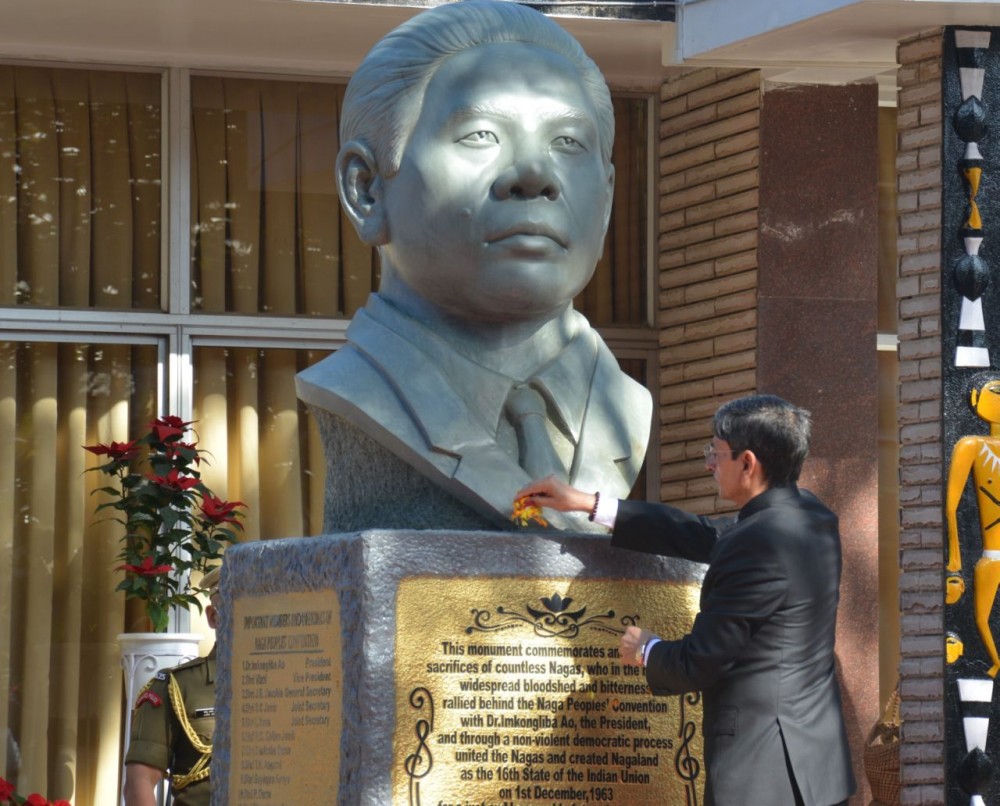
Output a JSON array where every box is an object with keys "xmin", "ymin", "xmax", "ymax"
[{"xmin": 864, "ymin": 686, "xmax": 901, "ymax": 806}]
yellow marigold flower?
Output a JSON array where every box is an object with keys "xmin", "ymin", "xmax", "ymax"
[{"xmin": 511, "ymin": 496, "xmax": 548, "ymax": 528}]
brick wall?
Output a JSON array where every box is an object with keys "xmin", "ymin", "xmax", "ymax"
[
  {"xmin": 657, "ymin": 68, "xmax": 760, "ymax": 514},
  {"xmin": 896, "ymin": 28, "xmax": 946, "ymax": 806}
]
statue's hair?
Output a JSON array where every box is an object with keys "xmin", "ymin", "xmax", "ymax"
[
  {"xmin": 966, "ymin": 369, "xmax": 1000, "ymax": 412},
  {"xmin": 341, "ymin": 0, "xmax": 615, "ymax": 176}
]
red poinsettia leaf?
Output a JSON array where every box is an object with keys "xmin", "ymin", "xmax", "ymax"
[
  {"xmin": 122, "ymin": 556, "xmax": 173, "ymax": 576},
  {"xmin": 147, "ymin": 469, "xmax": 200, "ymax": 491},
  {"xmin": 83, "ymin": 439, "xmax": 141, "ymax": 461},
  {"xmin": 199, "ymin": 494, "xmax": 247, "ymax": 525}
]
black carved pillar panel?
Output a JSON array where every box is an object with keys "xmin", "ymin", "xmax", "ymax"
[{"xmin": 944, "ymin": 27, "xmax": 1000, "ymax": 806}]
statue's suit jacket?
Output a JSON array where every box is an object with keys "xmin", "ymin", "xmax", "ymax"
[
  {"xmin": 297, "ymin": 295, "xmax": 651, "ymax": 531},
  {"xmin": 612, "ymin": 485, "xmax": 856, "ymax": 806}
]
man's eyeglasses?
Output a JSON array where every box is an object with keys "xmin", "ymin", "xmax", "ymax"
[{"xmin": 703, "ymin": 443, "xmax": 737, "ymax": 465}]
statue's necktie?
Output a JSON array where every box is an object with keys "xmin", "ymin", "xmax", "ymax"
[{"xmin": 505, "ymin": 384, "xmax": 567, "ymax": 481}]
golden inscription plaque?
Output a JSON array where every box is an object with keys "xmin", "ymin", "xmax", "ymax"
[
  {"xmin": 230, "ymin": 590, "xmax": 342, "ymax": 804},
  {"xmin": 393, "ymin": 577, "xmax": 703, "ymax": 806}
]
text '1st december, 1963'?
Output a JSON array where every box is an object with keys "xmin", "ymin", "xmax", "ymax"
[{"xmin": 393, "ymin": 577, "xmax": 703, "ymax": 806}]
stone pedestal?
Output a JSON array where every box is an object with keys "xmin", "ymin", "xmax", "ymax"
[{"xmin": 212, "ymin": 530, "xmax": 705, "ymax": 805}]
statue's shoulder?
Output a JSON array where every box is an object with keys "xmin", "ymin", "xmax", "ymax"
[
  {"xmin": 296, "ymin": 342, "xmax": 391, "ymax": 411},
  {"xmin": 591, "ymin": 333, "xmax": 653, "ymax": 422},
  {"xmin": 589, "ymin": 332, "xmax": 652, "ymax": 482},
  {"xmin": 297, "ymin": 331, "xmax": 449, "ymax": 473}
]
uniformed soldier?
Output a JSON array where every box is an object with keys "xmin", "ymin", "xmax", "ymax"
[{"xmin": 123, "ymin": 567, "xmax": 221, "ymax": 806}]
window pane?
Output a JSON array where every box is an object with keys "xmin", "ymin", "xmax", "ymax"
[
  {"xmin": 192, "ymin": 346, "xmax": 330, "ymax": 540},
  {"xmin": 189, "ymin": 77, "xmax": 648, "ymax": 325},
  {"xmin": 577, "ymin": 95, "xmax": 649, "ymax": 327},
  {"xmin": 190, "ymin": 77, "xmax": 377, "ymax": 317},
  {"xmin": 0, "ymin": 67, "xmax": 162, "ymax": 309},
  {"xmin": 0, "ymin": 340, "xmax": 158, "ymax": 803}
]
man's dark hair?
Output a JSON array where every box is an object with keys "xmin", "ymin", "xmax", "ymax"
[{"xmin": 712, "ymin": 395, "xmax": 811, "ymax": 486}]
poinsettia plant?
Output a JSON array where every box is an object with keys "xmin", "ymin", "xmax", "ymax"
[
  {"xmin": 85, "ymin": 416, "xmax": 245, "ymax": 632},
  {"xmin": 0, "ymin": 776, "xmax": 69, "ymax": 806}
]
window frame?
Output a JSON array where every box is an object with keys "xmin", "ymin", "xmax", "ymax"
[{"xmin": 2, "ymin": 62, "xmax": 659, "ymax": 505}]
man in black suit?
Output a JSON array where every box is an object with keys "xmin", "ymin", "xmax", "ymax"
[{"xmin": 517, "ymin": 394, "xmax": 856, "ymax": 806}]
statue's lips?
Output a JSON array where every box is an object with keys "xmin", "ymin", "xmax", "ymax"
[{"xmin": 485, "ymin": 224, "xmax": 567, "ymax": 250}]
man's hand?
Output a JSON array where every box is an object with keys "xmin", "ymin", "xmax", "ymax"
[
  {"xmin": 515, "ymin": 476, "xmax": 596, "ymax": 514},
  {"xmin": 620, "ymin": 625, "xmax": 658, "ymax": 667}
]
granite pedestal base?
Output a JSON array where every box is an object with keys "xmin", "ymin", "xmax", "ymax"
[{"xmin": 212, "ymin": 529, "xmax": 705, "ymax": 805}]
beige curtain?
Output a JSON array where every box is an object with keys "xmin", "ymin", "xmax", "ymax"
[
  {"xmin": 0, "ymin": 64, "xmax": 161, "ymax": 803},
  {"xmin": 193, "ymin": 347, "xmax": 329, "ymax": 541},
  {"xmin": 189, "ymin": 78, "xmax": 646, "ymax": 324},
  {"xmin": 0, "ymin": 341, "xmax": 159, "ymax": 804},
  {"xmin": 190, "ymin": 76, "xmax": 377, "ymax": 317},
  {"xmin": 0, "ymin": 66, "xmax": 161, "ymax": 308}
]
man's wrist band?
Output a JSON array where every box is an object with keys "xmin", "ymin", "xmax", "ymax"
[
  {"xmin": 588, "ymin": 491, "xmax": 600, "ymax": 522},
  {"xmin": 635, "ymin": 639, "xmax": 648, "ymax": 667}
]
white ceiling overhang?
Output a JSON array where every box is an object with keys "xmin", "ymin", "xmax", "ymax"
[
  {"xmin": 6, "ymin": 0, "xmax": 1000, "ymax": 96},
  {"xmin": 0, "ymin": 0, "xmax": 673, "ymax": 88},
  {"xmin": 675, "ymin": 0, "xmax": 1000, "ymax": 101}
]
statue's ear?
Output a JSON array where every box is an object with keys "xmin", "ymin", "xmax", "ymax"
[
  {"xmin": 337, "ymin": 140, "xmax": 389, "ymax": 246},
  {"xmin": 602, "ymin": 164, "xmax": 615, "ymax": 233}
]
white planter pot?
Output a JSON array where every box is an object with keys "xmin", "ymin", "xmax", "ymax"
[{"xmin": 117, "ymin": 632, "xmax": 202, "ymax": 806}]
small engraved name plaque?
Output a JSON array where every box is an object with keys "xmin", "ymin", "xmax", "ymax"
[
  {"xmin": 230, "ymin": 590, "xmax": 342, "ymax": 805},
  {"xmin": 393, "ymin": 577, "xmax": 703, "ymax": 806}
]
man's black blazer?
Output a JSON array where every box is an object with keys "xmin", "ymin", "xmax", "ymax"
[{"xmin": 612, "ymin": 484, "xmax": 856, "ymax": 806}]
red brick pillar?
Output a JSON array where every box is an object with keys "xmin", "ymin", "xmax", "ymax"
[
  {"xmin": 896, "ymin": 28, "xmax": 946, "ymax": 806},
  {"xmin": 758, "ymin": 81, "xmax": 881, "ymax": 804}
]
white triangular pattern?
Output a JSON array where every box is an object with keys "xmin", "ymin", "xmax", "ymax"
[
  {"xmin": 978, "ymin": 443, "xmax": 1000, "ymax": 476},
  {"xmin": 956, "ymin": 31, "xmax": 992, "ymax": 49},
  {"xmin": 960, "ymin": 67, "xmax": 986, "ymax": 100},
  {"xmin": 965, "ymin": 237, "xmax": 984, "ymax": 256},
  {"xmin": 960, "ymin": 297, "xmax": 986, "ymax": 330},
  {"xmin": 964, "ymin": 716, "xmax": 990, "ymax": 751},
  {"xmin": 958, "ymin": 678, "xmax": 995, "ymax": 702},
  {"xmin": 956, "ymin": 346, "xmax": 991, "ymax": 368}
]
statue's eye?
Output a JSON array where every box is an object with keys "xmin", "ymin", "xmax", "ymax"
[
  {"xmin": 461, "ymin": 130, "xmax": 499, "ymax": 145},
  {"xmin": 552, "ymin": 135, "xmax": 585, "ymax": 152}
]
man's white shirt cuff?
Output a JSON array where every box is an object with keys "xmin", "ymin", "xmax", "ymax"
[{"xmin": 593, "ymin": 493, "xmax": 618, "ymax": 529}]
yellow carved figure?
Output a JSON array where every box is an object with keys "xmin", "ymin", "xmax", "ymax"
[
  {"xmin": 947, "ymin": 372, "xmax": 1000, "ymax": 677},
  {"xmin": 947, "ymin": 632, "xmax": 966, "ymax": 665},
  {"xmin": 946, "ymin": 573, "xmax": 966, "ymax": 605}
]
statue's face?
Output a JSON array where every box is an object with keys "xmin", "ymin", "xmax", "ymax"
[
  {"xmin": 973, "ymin": 379, "xmax": 1000, "ymax": 422},
  {"xmin": 946, "ymin": 632, "xmax": 964, "ymax": 664},
  {"xmin": 946, "ymin": 573, "xmax": 966, "ymax": 605},
  {"xmin": 379, "ymin": 41, "xmax": 613, "ymax": 322}
]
